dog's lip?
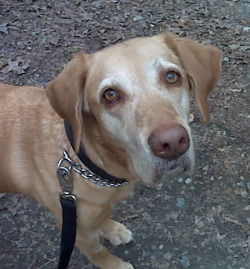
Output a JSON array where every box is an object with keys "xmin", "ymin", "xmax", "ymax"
[
  {"xmin": 168, "ymin": 158, "xmax": 191, "ymax": 171},
  {"xmin": 151, "ymin": 154, "xmax": 192, "ymax": 182},
  {"xmin": 164, "ymin": 154, "xmax": 191, "ymax": 170}
]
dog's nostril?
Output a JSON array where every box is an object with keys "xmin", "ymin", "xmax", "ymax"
[
  {"xmin": 163, "ymin": 143, "xmax": 170, "ymax": 150},
  {"xmin": 179, "ymin": 137, "xmax": 188, "ymax": 146}
]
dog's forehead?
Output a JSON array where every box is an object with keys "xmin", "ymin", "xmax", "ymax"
[{"xmin": 91, "ymin": 36, "xmax": 180, "ymax": 74}]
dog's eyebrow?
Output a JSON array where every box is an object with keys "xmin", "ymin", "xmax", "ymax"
[
  {"xmin": 98, "ymin": 73, "xmax": 135, "ymax": 96},
  {"xmin": 98, "ymin": 77, "xmax": 119, "ymax": 91},
  {"xmin": 152, "ymin": 58, "xmax": 181, "ymax": 71},
  {"xmin": 142, "ymin": 58, "xmax": 183, "ymax": 85}
]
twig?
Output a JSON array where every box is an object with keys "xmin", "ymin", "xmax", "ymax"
[
  {"xmin": 223, "ymin": 216, "xmax": 250, "ymax": 231},
  {"xmin": 27, "ymin": 258, "xmax": 37, "ymax": 269},
  {"xmin": 38, "ymin": 257, "xmax": 58, "ymax": 269}
]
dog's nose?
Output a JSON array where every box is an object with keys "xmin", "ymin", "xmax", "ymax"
[{"xmin": 148, "ymin": 124, "xmax": 190, "ymax": 160}]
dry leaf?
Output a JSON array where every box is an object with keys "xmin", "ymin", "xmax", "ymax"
[{"xmin": 0, "ymin": 57, "xmax": 30, "ymax": 75}]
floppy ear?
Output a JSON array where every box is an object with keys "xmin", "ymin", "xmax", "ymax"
[
  {"xmin": 46, "ymin": 53, "xmax": 90, "ymax": 152},
  {"xmin": 163, "ymin": 32, "xmax": 222, "ymax": 123}
]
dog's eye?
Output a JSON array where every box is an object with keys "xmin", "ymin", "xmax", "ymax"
[
  {"xmin": 103, "ymin": 88, "xmax": 120, "ymax": 103},
  {"xmin": 166, "ymin": 71, "xmax": 180, "ymax": 84}
]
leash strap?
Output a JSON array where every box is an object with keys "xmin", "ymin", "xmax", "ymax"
[{"xmin": 58, "ymin": 194, "xmax": 77, "ymax": 269}]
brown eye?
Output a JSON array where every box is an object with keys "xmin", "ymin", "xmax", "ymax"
[
  {"xmin": 166, "ymin": 71, "xmax": 180, "ymax": 84},
  {"xmin": 103, "ymin": 88, "xmax": 120, "ymax": 103}
]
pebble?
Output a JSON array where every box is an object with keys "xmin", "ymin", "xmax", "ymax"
[
  {"xmin": 243, "ymin": 26, "xmax": 250, "ymax": 32},
  {"xmin": 216, "ymin": 232, "xmax": 226, "ymax": 241},
  {"xmin": 185, "ymin": 178, "xmax": 193, "ymax": 184},
  {"xmin": 176, "ymin": 198, "xmax": 186, "ymax": 208},
  {"xmin": 229, "ymin": 44, "xmax": 239, "ymax": 50},
  {"xmin": 164, "ymin": 194, "xmax": 171, "ymax": 200},
  {"xmin": 237, "ymin": 181, "xmax": 244, "ymax": 187},
  {"xmin": 177, "ymin": 177, "xmax": 184, "ymax": 183},
  {"xmin": 240, "ymin": 190, "xmax": 248, "ymax": 198},
  {"xmin": 247, "ymin": 182, "xmax": 250, "ymax": 191},
  {"xmin": 133, "ymin": 15, "xmax": 144, "ymax": 22},
  {"xmin": 195, "ymin": 216, "xmax": 205, "ymax": 228},
  {"xmin": 179, "ymin": 256, "xmax": 190, "ymax": 268},
  {"xmin": 202, "ymin": 165, "xmax": 209, "ymax": 171},
  {"xmin": 164, "ymin": 252, "xmax": 173, "ymax": 260},
  {"xmin": 244, "ymin": 205, "xmax": 250, "ymax": 211},
  {"xmin": 156, "ymin": 183, "xmax": 163, "ymax": 191},
  {"xmin": 124, "ymin": 250, "xmax": 129, "ymax": 255}
]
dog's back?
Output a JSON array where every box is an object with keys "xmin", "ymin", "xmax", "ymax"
[
  {"xmin": 0, "ymin": 83, "xmax": 61, "ymax": 195},
  {"xmin": 0, "ymin": 82, "xmax": 15, "ymax": 91}
]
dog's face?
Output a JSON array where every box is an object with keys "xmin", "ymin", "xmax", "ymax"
[
  {"xmin": 84, "ymin": 36, "xmax": 194, "ymax": 186},
  {"xmin": 46, "ymin": 32, "xmax": 221, "ymax": 186}
]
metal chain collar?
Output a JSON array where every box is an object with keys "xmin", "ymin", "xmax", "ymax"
[{"xmin": 57, "ymin": 150, "xmax": 128, "ymax": 190}]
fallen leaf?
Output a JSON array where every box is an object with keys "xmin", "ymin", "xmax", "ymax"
[
  {"xmin": 0, "ymin": 57, "xmax": 30, "ymax": 75},
  {"xmin": 49, "ymin": 34, "xmax": 61, "ymax": 46},
  {"xmin": 0, "ymin": 23, "xmax": 9, "ymax": 34}
]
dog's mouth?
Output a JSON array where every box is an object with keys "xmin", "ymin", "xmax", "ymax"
[
  {"xmin": 167, "ymin": 157, "xmax": 191, "ymax": 172},
  {"xmin": 150, "ymin": 153, "xmax": 193, "ymax": 184}
]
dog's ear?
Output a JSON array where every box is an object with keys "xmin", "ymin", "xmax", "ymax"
[
  {"xmin": 46, "ymin": 53, "xmax": 91, "ymax": 152},
  {"xmin": 163, "ymin": 32, "xmax": 222, "ymax": 123}
]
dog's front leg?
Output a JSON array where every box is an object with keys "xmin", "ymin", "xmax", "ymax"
[
  {"xmin": 75, "ymin": 229, "xmax": 134, "ymax": 269},
  {"xmin": 101, "ymin": 219, "xmax": 133, "ymax": 246},
  {"xmin": 73, "ymin": 202, "xmax": 134, "ymax": 269}
]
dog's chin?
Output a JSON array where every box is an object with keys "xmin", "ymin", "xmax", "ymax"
[{"xmin": 143, "ymin": 154, "xmax": 194, "ymax": 188}]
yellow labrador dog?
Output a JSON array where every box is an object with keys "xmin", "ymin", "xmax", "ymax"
[{"xmin": 0, "ymin": 32, "xmax": 221, "ymax": 269}]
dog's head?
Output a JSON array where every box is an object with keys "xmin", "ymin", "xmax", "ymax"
[{"xmin": 46, "ymin": 32, "xmax": 221, "ymax": 186}]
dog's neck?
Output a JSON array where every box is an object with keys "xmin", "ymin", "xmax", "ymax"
[{"xmin": 64, "ymin": 120, "xmax": 129, "ymax": 187}]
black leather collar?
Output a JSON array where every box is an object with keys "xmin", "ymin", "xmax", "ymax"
[{"xmin": 64, "ymin": 120, "xmax": 128, "ymax": 186}]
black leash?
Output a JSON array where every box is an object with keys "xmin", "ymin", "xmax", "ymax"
[
  {"xmin": 57, "ymin": 153, "xmax": 77, "ymax": 269},
  {"xmin": 58, "ymin": 194, "xmax": 77, "ymax": 269}
]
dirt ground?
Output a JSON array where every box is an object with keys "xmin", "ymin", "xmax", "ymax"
[{"xmin": 0, "ymin": 0, "xmax": 249, "ymax": 268}]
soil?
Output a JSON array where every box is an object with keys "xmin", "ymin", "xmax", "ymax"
[{"xmin": 0, "ymin": 0, "xmax": 249, "ymax": 269}]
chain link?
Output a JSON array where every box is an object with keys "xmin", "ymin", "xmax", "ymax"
[{"xmin": 58, "ymin": 151, "xmax": 128, "ymax": 188}]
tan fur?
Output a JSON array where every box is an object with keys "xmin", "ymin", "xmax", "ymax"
[{"xmin": 0, "ymin": 32, "xmax": 221, "ymax": 269}]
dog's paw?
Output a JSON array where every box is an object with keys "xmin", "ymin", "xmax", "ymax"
[
  {"xmin": 103, "ymin": 261, "xmax": 134, "ymax": 269},
  {"xmin": 101, "ymin": 221, "xmax": 133, "ymax": 246},
  {"xmin": 117, "ymin": 261, "xmax": 134, "ymax": 269}
]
